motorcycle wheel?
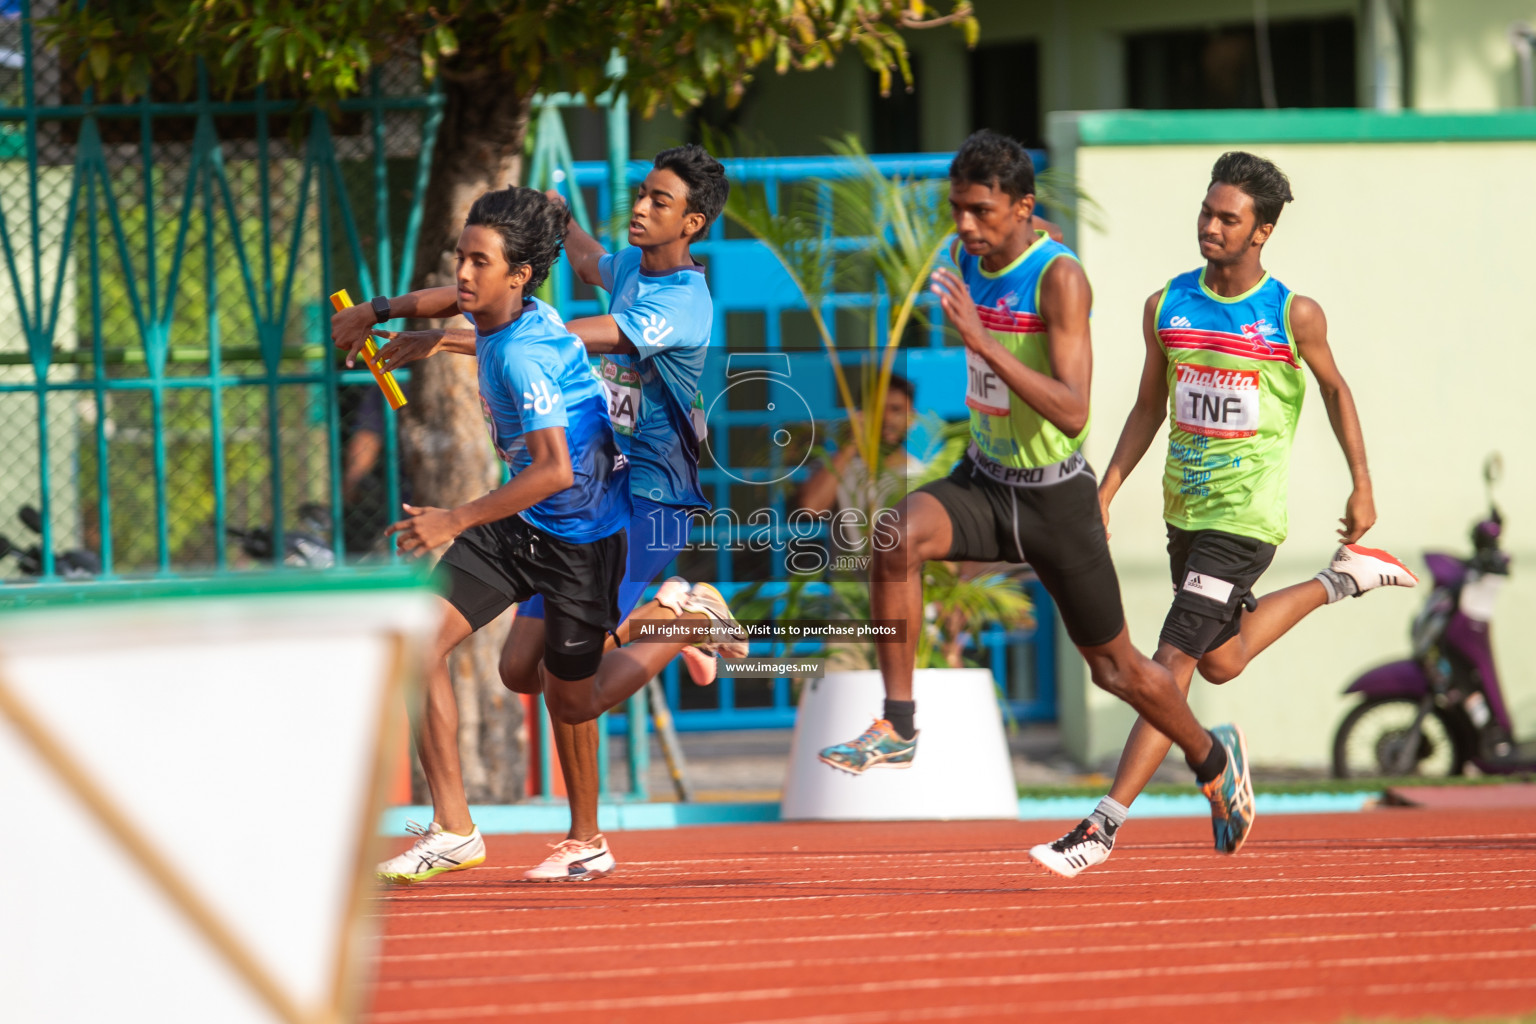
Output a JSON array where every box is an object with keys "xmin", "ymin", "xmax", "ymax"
[{"xmin": 1332, "ymin": 697, "xmax": 1465, "ymax": 779}]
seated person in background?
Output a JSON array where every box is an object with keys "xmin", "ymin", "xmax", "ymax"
[{"xmin": 795, "ymin": 373, "xmax": 922, "ymax": 520}]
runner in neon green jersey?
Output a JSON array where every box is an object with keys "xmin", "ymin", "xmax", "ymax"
[
  {"xmin": 820, "ymin": 130, "xmax": 1258, "ymax": 856},
  {"xmin": 1030, "ymin": 151, "xmax": 1418, "ymax": 880}
]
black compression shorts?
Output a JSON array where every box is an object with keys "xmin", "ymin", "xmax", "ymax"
[
  {"xmin": 436, "ymin": 516, "xmax": 627, "ymax": 680},
  {"xmin": 917, "ymin": 454, "xmax": 1125, "ymax": 648},
  {"xmin": 1159, "ymin": 525, "xmax": 1277, "ymax": 659}
]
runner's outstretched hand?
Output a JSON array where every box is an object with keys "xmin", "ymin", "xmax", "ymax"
[
  {"xmin": 385, "ymin": 504, "xmax": 460, "ymax": 555},
  {"xmin": 372, "ymin": 329, "xmax": 445, "ymax": 372},
  {"xmin": 1337, "ymin": 485, "xmax": 1376, "ymax": 544},
  {"xmin": 332, "ymin": 300, "xmax": 379, "ymax": 368}
]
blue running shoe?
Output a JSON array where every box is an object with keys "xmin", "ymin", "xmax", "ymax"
[
  {"xmin": 1200, "ymin": 723, "xmax": 1255, "ymax": 854},
  {"xmin": 818, "ymin": 719, "xmax": 918, "ymax": 775}
]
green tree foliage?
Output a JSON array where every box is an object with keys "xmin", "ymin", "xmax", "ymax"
[{"xmin": 45, "ymin": 1, "xmax": 976, "ymax": 113}]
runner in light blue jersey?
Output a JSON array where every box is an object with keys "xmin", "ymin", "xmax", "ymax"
[
  {"xmin": 466, "ymin": 298, "xmax": 629, "ymax": 542},
  {"xmin": 596, "ymin": 243, "xmax": 712, "ymax": 510},
  {"xmin": 331, "ymin": 187, "xmax": 745, "ymax": 885},
  {"xmin": 343, "ymin": 147, "xmax": 738, "ymax": 883}
]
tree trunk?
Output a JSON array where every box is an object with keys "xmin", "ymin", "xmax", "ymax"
[{"xmin": 402, "ymin": 76, "xmax": 535, "ymax": 805}]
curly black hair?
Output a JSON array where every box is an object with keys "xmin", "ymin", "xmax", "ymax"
[
  {"xmin": 652, "ymin": 144, "xmax": 729, "ymax": 241},
  {"xmin": 464, "ymin": 186, "xmax": 566, "ymax": 292},
  {"xmin": 1209, "ymin": 151, "xmax": 1294, "ymax": 227},
  {"xmin": 949, "ymin": 129, "xmax": 1035, "ymax": 200}
]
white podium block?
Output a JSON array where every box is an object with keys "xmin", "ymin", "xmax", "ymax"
[
  {"xmin": 781, "ymin": 668, "xmax": 1019, "ymax": 821},
  {"xmin": 0, "ymin": 573, "xmax": 435, "ymax": 1024}
]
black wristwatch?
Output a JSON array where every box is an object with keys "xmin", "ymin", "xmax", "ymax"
[{"xmin": 370, "ymin": 295, "xmax": 392, "ymax": 323}]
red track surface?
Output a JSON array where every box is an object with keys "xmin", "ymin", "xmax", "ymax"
[{"xmin": 365, "ymin": 809, "xmax": 1536, "ymax": 1024}]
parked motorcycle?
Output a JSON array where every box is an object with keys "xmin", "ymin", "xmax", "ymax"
[
  {"xmin": 0, "ymin": 505, "xmax": 101, "ymax": 579},
  {"xmin": 1332, "ymin": 455, "xmax": 1532, "ymax": 777},
  {"xmin": 226, "ymin": 502, "xmax": 336, "ymax": 568}
]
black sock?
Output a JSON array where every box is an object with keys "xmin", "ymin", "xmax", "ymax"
[
  {"xmin": 1188, "ymin": 731, "xmax": 1228, "ymax": 784},
  {"xmin": 883, "ymin": 699, "xmax": 916, "ymax": 740}
]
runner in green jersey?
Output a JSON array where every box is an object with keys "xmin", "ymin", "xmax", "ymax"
[
  {"xmin": 1030, "ymin": 152, "xmax": 1418, "ymax": 880},
  {"xmin": 819, "ymin": 131, "xmax": 1258, "ymax": 856}
]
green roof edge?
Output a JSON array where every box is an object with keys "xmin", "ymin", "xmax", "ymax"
[{"xmin": 1068, "ymin": 108, "xmax": 1536, "ymax": 146}]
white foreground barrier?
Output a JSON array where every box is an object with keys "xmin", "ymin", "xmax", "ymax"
[
  {"xmin": 0, "ymin": 573, "xmax": 434, "ymax": 1024},
  {"xmin": 781, "ymin": 668, "xmax": 1019, "ymax": 821}
]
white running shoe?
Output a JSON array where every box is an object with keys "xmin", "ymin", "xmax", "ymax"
[
  {"xmin": 523, "ymin": 834, "xmax": 616, "ymax": 882},
  {"xmin": 1029, "ymin": 818, "xmax": 1117, "ymax": 879},
  {"xmin": 679, "ymin": 582, "xmax": 750, "ymax": 659},
  {"xmin": 1331, "ymin": 544, "xmax": 1419, "ymax": 595},
  {"xmin": 377, "ymin": 820, "xmax": 486, "ymax": 884}
]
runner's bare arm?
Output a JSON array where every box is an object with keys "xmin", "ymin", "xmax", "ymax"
[
  {"xmin": 1031, "ymin": 215, "xmax": 1065, "ymax": 242},
  {"xmin": 1291, "ymin": 295, "xmax": 1376, "ymax": 543},
  {"xmin": 332, "ymin": 285, "xmax": 460, "ymax": 367},
  {"xmin": 372, "ymin": 327, "xmax": 476, "ymax": 371},
  {"xmin": 546, "ymin": 190, "xmax": 608, "ymax": 287},
  {"xmin": 384, "ymin": 426, "xmax": 574, "ymax": 554},
  {"xmin": 930, "ymin": 258, "xmax": 1092, "ymax": 437},
  {"xmin": 1098, "ymin": 291, "xmax": 1172, "ymax": 519},
  {"xmin": 567, "ymin": 315, "xmax": 638, "ymax": 356}
]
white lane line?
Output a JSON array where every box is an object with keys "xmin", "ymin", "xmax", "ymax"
[
  {"xmin": 371, "ymin": 925, "xmax": 1536, "ymax": 983},
  {"xmin": 475, "ymin": 854, "xmax": 1536, "ymax": 882},
  {"xmin": 375, "ymin": 923, "xmax": 1535, "ymax": 964},
  {"xmin": 379, "ymin": 898, "xmax": 1536, "ymax": 942},
  {"xmin": 376, "ymin": 864, "xmax": 1536, "ymax": 902},
  {"xmin": 376, "ymin": 882, "xmax": 1517, "ymax": 920},
  {"xmin": 576, "ymin": 833, "xmax": 1536, "ymax": 868},
  {"xmin": 724, "ymin": 975, "xmax": 1536, "ymax": 1024},
  {"xmin": 362, "ymin": 953, "xmax": 1536, "ymax": 1022}
]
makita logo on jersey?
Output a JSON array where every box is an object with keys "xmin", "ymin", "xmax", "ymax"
[{"xmin": 1175, "ymin": 365, "xmax": 1259, "ymax": 391}]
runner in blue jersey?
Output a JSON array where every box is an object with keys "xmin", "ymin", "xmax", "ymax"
[
  {"xmin": 337, "ymin": 148, "xmax": 741, "ymax": 883},
  {"xmin": 332, "ymin": 185, "xmax": 746, "ymax": 885}
]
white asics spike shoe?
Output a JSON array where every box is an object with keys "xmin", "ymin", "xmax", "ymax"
[{"xmin": 377, "ymin": 820, "xmax": 486, "ymax": 884}]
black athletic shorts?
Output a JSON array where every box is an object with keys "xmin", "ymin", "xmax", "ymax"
[
  {"xmin": 436, "ymin": 516, "xmax": 627, "ymax": 681},
  {"xmin": 1160, "ymin": 525, "xmax": 1277, "ymax": 659},
  {"xmin": 917, "ymin": 452, "xmax": 1125, "ymax": 648}
]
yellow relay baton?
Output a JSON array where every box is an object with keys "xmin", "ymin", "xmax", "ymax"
[{"xmin": 329, "ymin": 289, "xmax": 407, "ymax": 410}]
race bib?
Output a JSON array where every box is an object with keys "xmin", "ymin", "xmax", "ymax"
[
  {"xmin": 691, "ymin": 389, "xmax": 708, "ymax": 442},
  {"xmin": 1173, "ymin": 363, "xmax": 1259, "ymax": 438},
  {"xmin": 599, "ymin": 356, "xmax": 641, "ymax": 436},
  {"xmin": 965, "ymin": 347, "xmax": 1009, "ymax": 417}
]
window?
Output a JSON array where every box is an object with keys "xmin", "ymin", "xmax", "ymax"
[
  {"xmin": 1126, "ymin": 16, "xmax": 1356, "ymax": 109},
  {"xmin": 969, "ymin": 41, "xmax": 1042, "ymax": 148}
]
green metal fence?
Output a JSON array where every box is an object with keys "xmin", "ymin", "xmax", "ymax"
[{"xmin": 0, "ymin": 5, "xmax": 629, "ymax": 581}]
